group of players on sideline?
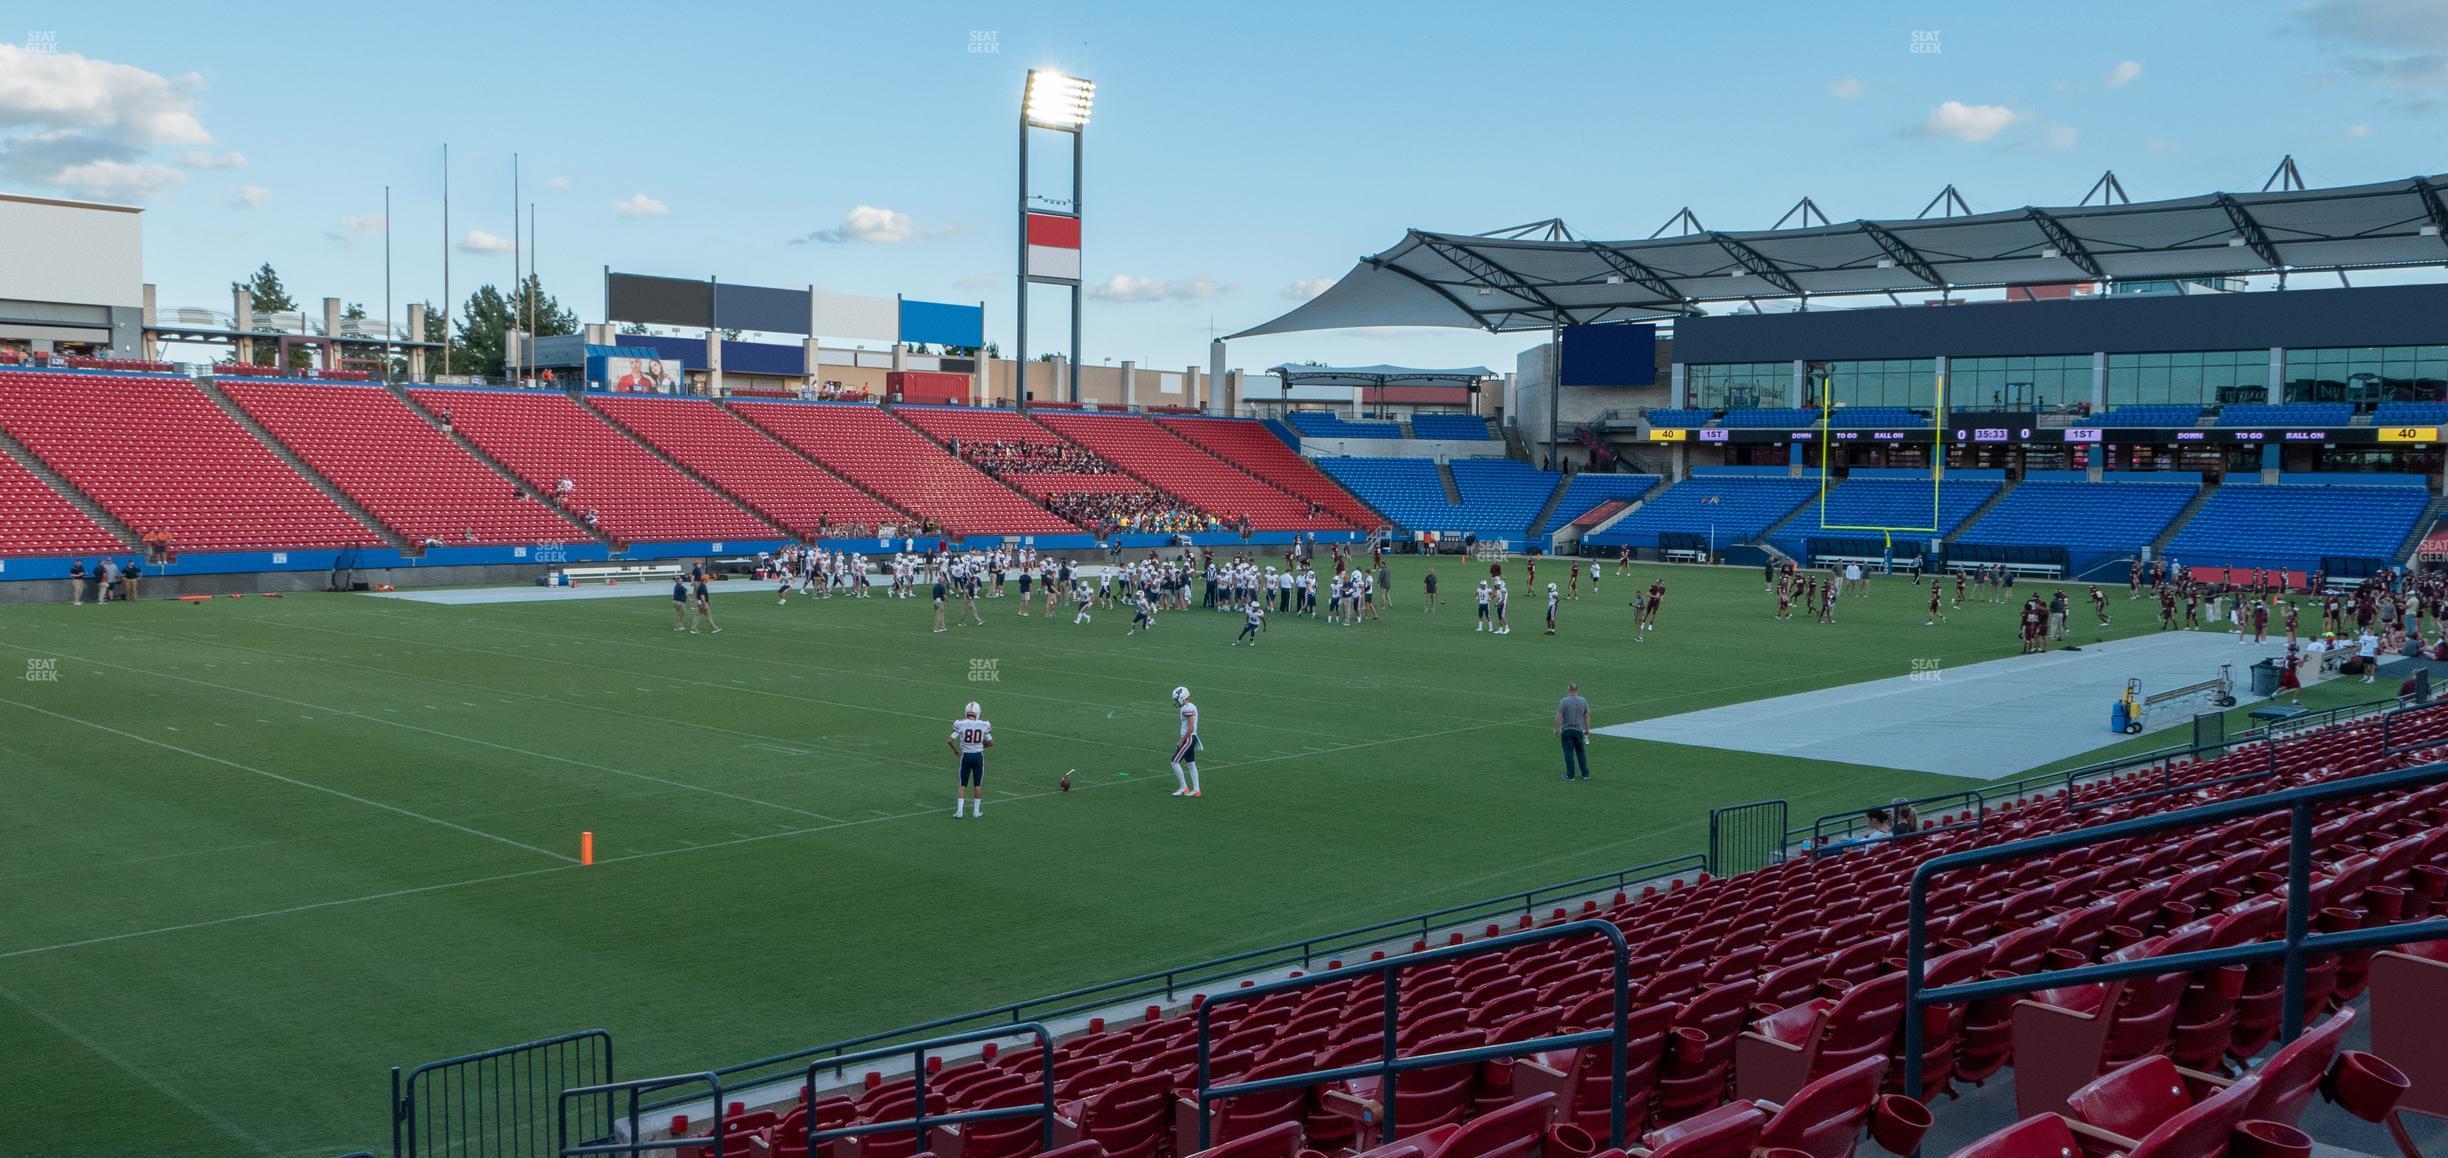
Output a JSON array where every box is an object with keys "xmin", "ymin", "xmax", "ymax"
[{"xmin": 744, "ymin": 541, "xmax": 1675, "ymax": 642}]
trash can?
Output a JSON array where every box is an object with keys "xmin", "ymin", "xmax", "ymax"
[{"xmin": 2249, "ymin": 659, "xmax": 2280, "ymax": 698}]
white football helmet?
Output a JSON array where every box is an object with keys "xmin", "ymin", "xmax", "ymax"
[
  {"xmin": 964, "ymin": 702, "xmax": 981, "ymax": 718},
  {"xmin": 1172, "ymin": 686, "xmax": 1191, "ymax": 705}
]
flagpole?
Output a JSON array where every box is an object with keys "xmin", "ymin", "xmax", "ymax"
[
  {"xmin": 383, "ymin": 184, "xmax": 393, "ymax": 382},
  {"xmin": 441, "ymin": 142, "xmax": 452, "ymax": 378},
  {"xmin": 512, "ymin": 152, "xmax": 520, "ymax": 384}
]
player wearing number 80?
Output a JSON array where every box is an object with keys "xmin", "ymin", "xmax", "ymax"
[{"xmin": 948, "ymin": 701, "xmax": 993, "ymax": 819}]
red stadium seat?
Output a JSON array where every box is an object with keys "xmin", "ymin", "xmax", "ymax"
[
  {"xmin": 730, "ymin": 401, "xmax": 1076, "ymax": 536},
  {"xmin": 407, "ymin": 388, "xmax": 775, "ymax": 543},
  {"xmin": 220, "ymin": 380, "xmax": 584, "ymax": 545},
  {"xmin": 0, "ymin": 371, "xmax": 382, "ymax": 550},
  {"xmin": 591, "ymin": 394, "xmax": 903, "ymax": 537}
]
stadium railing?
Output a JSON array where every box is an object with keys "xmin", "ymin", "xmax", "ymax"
[
  {"xmin": 1192, "ymin": 919, "xmax": 1634, "ymax": 1150},
  {"xmin": 1798, "ymin": 694, "xmax": 2416, "ymax": 849},
  {"xmin": 1901, "ymin": 759, "xmax": 2448, "ymax": 1102},
  {"xmin": 557, "ymin": 1072, "xmax": 728, "ymax": 1156},
  {"xmin": 632, "ymin": 854, "xmax": 1703, "ymax": 1116},
  {"xmin": 799, "ymin": 1024, "xmax": 1057, "ymax": 1158},
  {"xmin": 391, "ymin": 1027, "xmax": 613, "ymax": 1158}
]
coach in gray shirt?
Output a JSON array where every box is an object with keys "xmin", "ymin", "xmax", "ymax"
[{"xmin": 1556, "ymin": 682, "xmax": 1592, "ymax": 781}]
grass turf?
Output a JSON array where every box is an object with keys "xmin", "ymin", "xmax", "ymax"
[{"xmin": 0, "ymin": 561, "xmax": 2183, "ymax": 1155}]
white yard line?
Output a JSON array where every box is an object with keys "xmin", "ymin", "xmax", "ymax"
[
  {"xmin": 0, "ymin": 979, "xmax": 275, "ymax": 1154},
  {"xmin": 0, "ymin": 695, "xmax": 574, "ymax": 864}
]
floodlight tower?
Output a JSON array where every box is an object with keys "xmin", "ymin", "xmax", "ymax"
[{"xmin": 1018, "ymin": 69, "xmax": 1094, "ymax": 403}]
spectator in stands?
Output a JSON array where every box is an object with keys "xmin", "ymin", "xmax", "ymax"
[
  {"xmin": 1889, "ymin": 798, "xmax": 1920, "ymax": 835},
  {"xmin": 1859, "ymin": 808, "xmax": 1895, "ymax": 840},
  {"xmin": 67, "ymin": 558, "xmax": 84, "ymax": 605},
  {"xmin": 1554, "ymin": 681, "xmax": 1591, "ymax": 781},
  {"xmin": 439, "ymin": 407, "xmax": 454, "ymax": 431}
]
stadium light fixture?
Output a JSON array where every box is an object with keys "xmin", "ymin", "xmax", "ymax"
[
  {"xmin": 1026, "ymin": 70, "xmax": 1096, "ymax": 129},
  {"xmin": 1018, "ymin": 69, "xmax": 1095, "ymax": 404}
]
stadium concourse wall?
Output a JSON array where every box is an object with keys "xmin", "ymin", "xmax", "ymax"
[
  {"xmin": 1292, "ymin": 435, "xmax": 1504, "ymax": 460},
  {"xmin": 0, "ymin": 530, "xmax": 1370, "ymax": 603}
]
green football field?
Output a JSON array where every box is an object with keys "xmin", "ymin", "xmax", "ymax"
[{"xmin": 0, "ymin": 561, "xmax": 2360, "ymax": 1156}]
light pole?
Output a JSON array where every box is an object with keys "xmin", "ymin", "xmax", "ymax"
[{"xmin": 1018, "ymin": 69, "xmax": 1093, "ymax": 404}]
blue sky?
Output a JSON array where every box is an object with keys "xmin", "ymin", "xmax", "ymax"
[{"xmin": 5, "ymin": 0, "xmax": 2443, "ymax": 370}]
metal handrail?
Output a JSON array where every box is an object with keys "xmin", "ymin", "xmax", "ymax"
[
  {"xmin": 558, "ymin": 1072, "xmax": 726, "ymax": 1157},
  {"xmin": 1902, "ymin": 760, "xmax": 2448, "ymax": 1105},
  {"xmin": 393, "ymin": 1027, "xmax": 612, "ymax": 1158},
  {"xmin": 1194, "ymin": 919, "xmax": 1632, "ymax": 1151},
  {"xmin": 640, "ymin": 855, "xmax": 1699, "ymax": 1112},
  {"xmin": 802, "ymin": 1023, "xmax": 1055, "ymax": 1157},
  {"xmin": 1802, "ymin": 694, "xmax": 2424, "ymax": 850}
]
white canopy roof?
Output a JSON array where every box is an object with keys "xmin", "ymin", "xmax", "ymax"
[{"xmin": 1232, "ymin": 174, "xmax": 2448, "ymax": 337}]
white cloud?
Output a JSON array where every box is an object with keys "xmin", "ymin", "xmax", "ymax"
[
  {"xmin": 0, "ymin": 45, "xmax": 215, "ymax": 201},
  {"xmin": 2347, "ymin": 122, "xmax": 2375, "ymax": 137},
  {"xmin": 800, "ymin": 204, "xmax": 959, "ymax": 245},
  {"xmin": 2105, "ymin": 60, "xmax": 2143, "ymax": 87},
  {"xmin": 1282, "ymin": 278, "xmax": 1335, "ymax": 301},
  {"xmin": 456, "ymin": 229, "xmax": 514, "ymax": 255},
  {"xmin": 2146, "ymin": 138, "xmax": 2185, "ymax": 153},
  {"xmin": 824, "ymin": 204, "xmax": 912, "ymax": 243},
  {"xmin": 1827, "ymin": 77, "xmax": 1865, "ymax": 99},
  {"xmin": 0, "ymin": 46, "xmax": 211, "ymax": 146},
  {"xmin": 610, "ymin": 192, "xmax": 668, "ymax": 217},
  {"xmin": 1086, "ymin": 274, "xmax": 1228, "ymax": 304},
  {"xmin": 544, "ymin": 175, "xmax": 571, "ymax": 190},
  {"xmin": 181, "ymin": 149, "xmax": 245, "ymax": 169},
  {"xmin": 226, "ymin": 183, "xmax": 271, "ymax": 208},
  {"xmin": 1914, "ymin": 100, "xmax": 2021, "ymax": 142},
  {"xmin": 47, "ymin": 159, "xmax": 183, "ymax": 201},
  {"xmin": 338, "ymin": 213, "xmax": 387, "ymax": 234},
  {"xmin": 2043, "ymin": 124, "xmax": 2080, "ymax": 149}
]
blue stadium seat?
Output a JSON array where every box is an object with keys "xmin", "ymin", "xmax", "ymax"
[
  {"xmin": 1409, "ymin": 413, "xmax": 1498, "ymax": 440},
  {"xmin": 1446, "ymin": 458, "xmax": 1564, "ymax": 539},
  {"xmin": 1825, "ymin": 407, "xmax": 1925, "ymax": 429},
  {"xmin": 2095, "ymin": 404, "xmax": 2205, "ymax": 426},
  {"xmin": 1952, "ymin": 481, "xmax": 2198, "ymax": 574},
  {"xmin": 1645, "ymin": 408, "xmax": 1715, "ymax": 429},
  {"xmin": 1585, "ymin": 475, "xmax": 1817, "ymax": 549},
  {"xmin": 2374, "ymin": 401, "xmax": 2448, "ymax": 426},
  {"xmin": 2216, "ymin": 403, "xmax": 2354, "ymax": 427},
  {"xmin": 1315, "ymin": 456, "xmax": 1558, "ymax": 539},
  {"xmin": 2162, "ymin": 484, "xmax": 2432, "ymax": 575},
  {"xmin": 1772, "ymin": 477, "xmax": 2000, "ymax": 561},
  {"xmin": 1286, "ymin": 411, "xmax": 1402, "ymax": 439},
  {"xmin": 1536, "ymin": 474, "xmax": 1660, "ymax": 534},
  {"xmin": 1719, "ymin": 408, "xmax": 1820, "ymax": 428}
]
